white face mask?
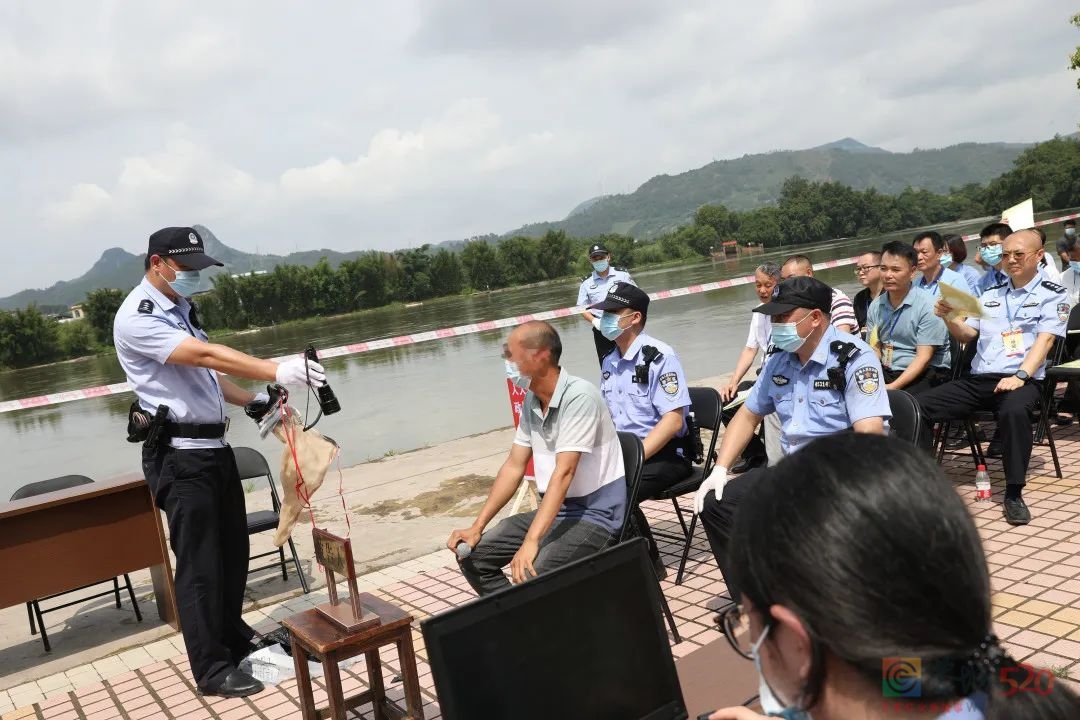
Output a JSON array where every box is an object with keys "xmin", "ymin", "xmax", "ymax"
[
  {"xmin": 750, "ymin": 624, "xmax": 812, "ymax": 719},
  {"xmin": 504, "ymin": 360, "xmax": 531, "ymax": 390}
]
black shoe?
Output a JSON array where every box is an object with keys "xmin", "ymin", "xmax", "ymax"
[
  {"xmin": 730, "ymin": 455, "xmax": 765, "ymax": 474},
  {"xmin": 985, "ymin": 441, "xmax": 1003, "ymax": 459},
  {"xmin": 1003, "ymin": 497, "xmax": 1031, "ymax": 526},
  {"xmin": 199, "ymin": 669, "xmax": 264, "ymax": 698},
  {"xmin": 1054, "ymin": 413, "xmax": 1075, "ymax": 427}
]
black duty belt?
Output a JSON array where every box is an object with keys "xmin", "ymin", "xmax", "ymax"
[{"xmin": 164, "ymin": 421, "xmax": 227, "ymax": 439}]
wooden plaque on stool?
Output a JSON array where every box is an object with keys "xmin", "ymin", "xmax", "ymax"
[{"xmin": 312, "ymin": 528, "xmax": 379, "ymax": 633}]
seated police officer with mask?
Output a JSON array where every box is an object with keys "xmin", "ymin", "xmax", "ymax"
[
  {"xmin": 590, "ymin": 282, "xmax": 692, "ymax": 579},
  {"xmin": 692, "ymin": 277, "xmax": 891, "ymax": 602}
]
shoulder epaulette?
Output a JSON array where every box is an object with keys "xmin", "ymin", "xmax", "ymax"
[
  {"xmin": 989, "ymin": 281, "xmax": 1009, "ymax": 290},
  {"xmin": 581, "ymin": 275, "xmax": 591, "ymax": 282},
  {"xmin": 1042, "ymin": 280, "xmax": 1067, "ymax": 294}
]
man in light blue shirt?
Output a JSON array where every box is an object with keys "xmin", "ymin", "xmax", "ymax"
[
  {"xmin": 975, "ymin": 223, "xmax": 1012, "ymax": 294},
  {"xmin": 914, "ymin": 231, "xmax": 971, "ymax": 298},
  {"xmin": 918, "ymin": 229, "xmax": 1068, "ymax": 526},
  {"xmin": 868, "ymin": 241, "xmax": 950, "ymax": 395},
  {"xmin": 692, "ymin": 277, "xmax": 891, "ymax": 599},
  {"xmin": 114, "ymin": 226, "xmax": 325, "ymax": 698},
  {"xmin": 577, "ymin": 242, "xmax": 635, "ymax": 364},
  {"xmin": 591, "ymin": 282, "xmax": 691, "ymax": 577}
]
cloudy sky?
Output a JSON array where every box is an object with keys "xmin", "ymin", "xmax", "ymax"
[{"xmin": 3, "ymin": 1, "xmax": 1078, "ymax": 297}]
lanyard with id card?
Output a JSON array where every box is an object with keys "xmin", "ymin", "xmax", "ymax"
[
  {"xmin": 879, "ymin": 303, "xmax": 906, "ymax": 369},
  {"xmin": 1001, "ymin": 287, "xmax": 1035, "ymax": 359}
]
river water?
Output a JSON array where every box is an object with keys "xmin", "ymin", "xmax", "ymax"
[{"xmin": 2, "ymin": 213, "xmax": 1069, "ymax": 499}]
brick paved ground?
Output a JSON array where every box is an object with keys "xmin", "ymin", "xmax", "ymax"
[{"xmin": 4, "ymin": 423, "xmax": 1080, "ymax": 719}]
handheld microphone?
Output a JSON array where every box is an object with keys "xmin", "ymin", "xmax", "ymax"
[{"xmin": 455, "ymin": 541, "xmax": 472, "ymax": 560}]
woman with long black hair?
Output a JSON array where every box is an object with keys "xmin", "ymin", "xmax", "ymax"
[{"xmin": 706, "ymin": 433, "xmax": 1080, "ymax": 719}]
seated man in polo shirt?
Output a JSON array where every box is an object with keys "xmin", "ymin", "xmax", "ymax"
[
  {"xmin": 447, "ymin": 320, "xmax": 627, "ymax": 595},
  {"xmin": 868, "ymin": 241, "xmax": 951, "ymax": 395}
]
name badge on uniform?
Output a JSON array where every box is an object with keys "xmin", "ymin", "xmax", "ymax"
[
  {"xmin": 881, "ymin": 342, "xmax": 894, "ymax": 369},
  {"xmin": 1001, "ymin": 328, "xmax": 1024, "ymax": 358}
]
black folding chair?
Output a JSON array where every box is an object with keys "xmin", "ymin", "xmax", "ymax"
[
  {"xmin": 887, "ymin": 389, "xmax": 928, "ymax": 451},
  {"xmin": 234, "ymin": 447, "xmax": 310, "ymax": 594},
  {"xmin": 651, "ymin": 387, "xmax": 722, "ymax": 585},
  {"xmin": 10, "ymin": 476, "xmax": 142, "ymax": 652},
  {"xmin": 614, "ymin": 431, "xmax": 681, "ymax": 644},
  {"xmin": 936, "ymin": 334, "xmax": 1064, "ymax": 478}
]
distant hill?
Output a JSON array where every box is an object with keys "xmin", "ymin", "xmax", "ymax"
[
  {"xmin": 0, "ymin": 136, "xmax": 1045, "ymax": 310},
  {"xmin": 504, "ymin": 139, "xmax": 1029, "ymax": 239},
  {"xmin": 0, "ymin": 225, "xmax": 364, "ymax": 311}
]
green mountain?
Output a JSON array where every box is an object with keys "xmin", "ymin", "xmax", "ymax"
[
  {"xmin": 0, "ymin": 225, "xmax": 363, "ymax": 311},
  {"xmin": 2, "ymin": 137, "xmax": 1038, "ymax": 310},
  {"xmin": 504, "ymin": 139, "xmax": 1029, "ymax": 239}
]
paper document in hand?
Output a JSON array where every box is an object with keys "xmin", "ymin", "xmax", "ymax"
[
  {"xmin": 1001, "ymin": 198, "xmax": 1034, "ymax": 230},
  {"xmin": 939, "ymin": 282, "xmax": 983, "ymax": 319},
  {"xmin": 725, "ymin": 388, "xmax": 752, "ymax": 410}
]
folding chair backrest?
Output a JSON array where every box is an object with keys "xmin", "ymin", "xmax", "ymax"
[
  {"xmin": 616, "ymin": 431, "xmax": 645, "ymax": 543},
  {"xmin": 232, "ymin": 446, "xmax": 283, "ymax": 510},
  {"xmin": 886, "ymin": 389, "xmax": 926, "ymax": 450},
  {"xmin": 10, "ymin": 475, "xmax": 93, "ymax": 501},
  {"xmin": 687, "ymin": 387, "xmax": 723, "ymax": 478},
  {"xmin": 948, "ymin": 335, "xmax": 964, "ymax": 380},
  {"xmin": 958, "ymin": 333, "xmax": 979, "ymax": 377}
]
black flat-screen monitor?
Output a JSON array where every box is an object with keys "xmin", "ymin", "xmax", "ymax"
[{"xmin": 421, "ymin": 539, "xmax": 687, "ymax": 720}]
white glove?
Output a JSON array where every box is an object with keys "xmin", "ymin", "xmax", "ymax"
[
  {"xmin": 694, "ymin": 466, "xmax": 728, "ymax": 515},
  {"xmin": 275, "ymin": 357, "xmax": 327, "ymax": 388}
]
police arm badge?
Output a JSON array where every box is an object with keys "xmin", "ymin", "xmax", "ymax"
[
  {"xmin": 853, "ymin": 367, "xmax": 880, "ymax": 396},
  {"xmin": 658, "ymin": 372, "xmax": 680, "ymax": 396}
]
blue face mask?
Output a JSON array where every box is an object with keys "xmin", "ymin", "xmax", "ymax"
[
  {"xmin": 980, "ymin": 245, "xmax": 1003, "ymax": 267},
  {"xmin": 771, "ymin": 313, "xmax": 812, "ymax": 353},
  {"xmin": 751, "ymin": 625, "xmax": 811, "ymax": 719},
  {"xmin": 591, "ymin": 259, "xmax": 610, "ymax": 273},
  {"xmin": 939, "ymin": 253, "xmax": 953, "ymax": 267},
  {"xmin": 1070, "ymin": 261, "xmax": 1080, "ymax": 274},
  {"xmin": 599, "ymin": 312, "xmax": 629, "ymax": 341},
  {"xmin": 157, "ymin": 264, "xmax": 201, "ymax": 298}
]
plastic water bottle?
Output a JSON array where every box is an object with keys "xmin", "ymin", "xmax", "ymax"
[{"xmin": 975, "ymin": 464, "xmax": 992, "ymax": 503}]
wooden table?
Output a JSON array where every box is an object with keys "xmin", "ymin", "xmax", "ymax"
[
  {"xmin": 283, "ymin": 595, "xmax": 424, "ymax": 720},
  {"xmin": 0, "ymin": 473, "xmax": 178, "ymax": 629}
]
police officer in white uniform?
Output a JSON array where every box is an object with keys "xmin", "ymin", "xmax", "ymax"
[
  {"xmin": 692, "ymin": 277, "xmax": 891, "ymax": 602},
  {"xmin": 113, "ymin": 227, "xmax": 326, "ymax": 698},
  {"xmin": 577, "ymin": 243, "xmax": 634, "ymax": 363},
  {"xmin": 918, "ymin": 229, "xmax": 1069, "ymax": 526},
  {"xmin": 590, "ymin": 282, "xmax": 692, "ymax": 577}
]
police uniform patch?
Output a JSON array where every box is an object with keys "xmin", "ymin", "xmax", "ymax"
[
  {"xmin": 137, "ymin": 299, "xmax": 154, "ymax": 314},
  {"xmin": 1042, "ymin": 280, "xmax": 1066, "ymax": 294},
  {"xmin": 813, "ymin": 379, "xmax": 832, "ymax": 390},
  {"xmin": 659, "ymin": 372, "xmax": 679, "ymax": 396},
  {"xmin": 983, "ymin": 301, "xmax": 1000, "ymax": 308},
  {"xmin": 1058, "ymin": 302, "xmax": 1071, "ymax": 323},
  {"xmin": 854, "ymin": 367, "xmax": 880, "ymax": 396},
  {"xmin": 772, "ymin": 375, "xmax": 789, "ymax": 386},
  {"xmin": 1022, "ymin": 302, "xmax": 1038, "ymax": 308}
]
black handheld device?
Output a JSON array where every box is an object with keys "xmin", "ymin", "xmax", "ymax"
[{"xmin": 305, "ymin": 345, "xmax": 341, "ymax": 415}]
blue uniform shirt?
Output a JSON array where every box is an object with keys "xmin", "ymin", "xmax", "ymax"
[
  {"xmin": 114, "ymin": 278, "xmax": 227, "ymax": 450},
  {"xmin": 577, "ymin": 268, "xmax": 635, "ymax": 318},
  {"xmin": 976, "ymin": 267, "xmax": 1009, "ymax": 294},
  {"xmin": 867, "ymin": 288, "xmax": 950, "ymax": 371},
  {"xmin": 966, "ymin": 274, "xmax": 1069, "ymax": 379},
  {"xmin": 746, "ymin": 325, "xmax": 892, "ymax": 455},
  {"xmin": 599, "ymin": 333, "xmax": 690, "ymax": 446},
  {"xmin": 915, "ymin": 266, "xmax": 970, "ymax": 298},
  {"xmin": 953, "ymin": 262, "xmax": 984, "ymax": 295}
]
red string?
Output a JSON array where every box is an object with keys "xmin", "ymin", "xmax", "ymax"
[
  {"xmin": 278, "ymin": 397, "xmax": 316, "ymax": 528},
  {"xmin": 334, "ymin": 450, "xmax": 350, "ymax": 537}
]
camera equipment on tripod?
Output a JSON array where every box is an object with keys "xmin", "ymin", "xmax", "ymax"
[{"xmin": 306, "ymin": 345, "xmax": 341, "ymax": 416}]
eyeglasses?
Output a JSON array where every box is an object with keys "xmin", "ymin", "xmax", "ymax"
[
  {"xmin": 853, "ymin": 265, "xmax": 877, "ymax": 275},
  {"xmin": 719, "ymin": 605, "xmax": 756, "ymax": 659},
  {"xmin": 1001, "ymin": 251, "xmax": 1033, "ymax": 261}
]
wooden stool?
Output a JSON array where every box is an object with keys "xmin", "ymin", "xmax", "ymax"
[{"xmin": 283, "ymin": 593, "xmax": 425, "ymax": 720}]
